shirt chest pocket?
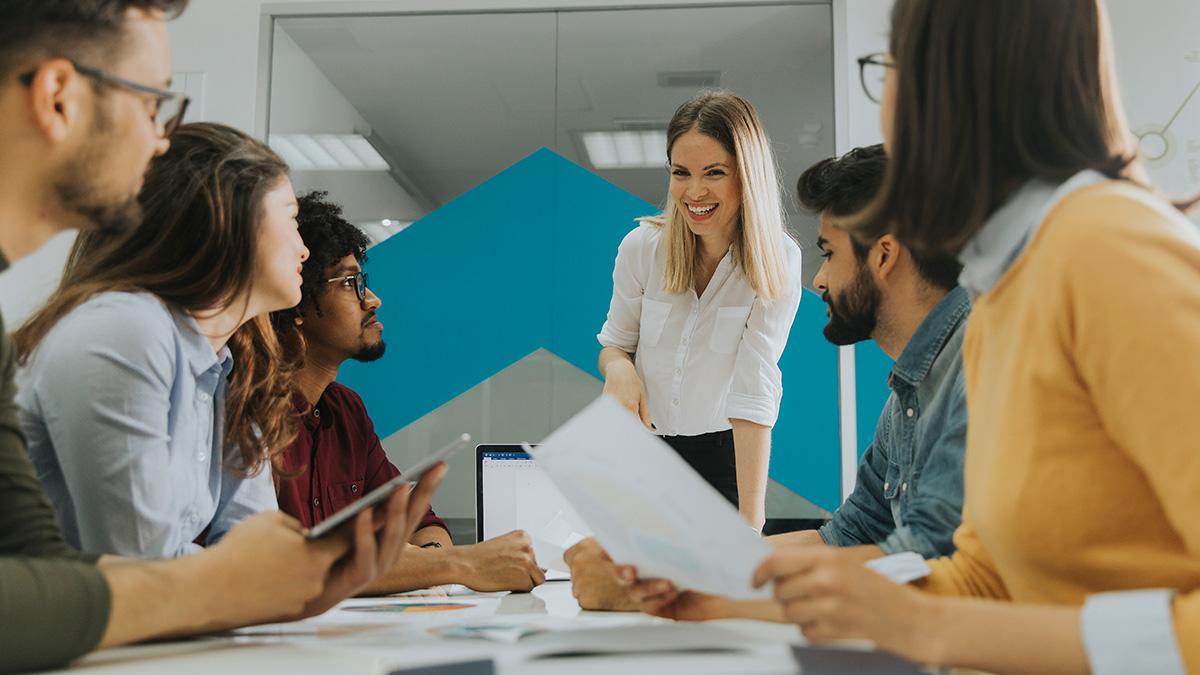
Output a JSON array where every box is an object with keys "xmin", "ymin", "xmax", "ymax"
[
  {"xmin": 883, "ymin": 460, "xmax": 902, "ymax": 501},
  {"xmin": 327, "ymin": 479, "xmax": 366, "ymax": 512},
  {"xmin": 639, "ymin": 299, "xmax": 673, "ymax": 349},
  {"xmin": 709, "ymin": 306, "xmax": 752, "ymax": 354}
]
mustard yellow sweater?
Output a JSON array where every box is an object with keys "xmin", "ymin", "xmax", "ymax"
[{"xmin": 923, "ymin": 182, "xmax": 1200, "ymax": 670}]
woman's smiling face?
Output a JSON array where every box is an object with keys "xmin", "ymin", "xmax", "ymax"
[{"xmin": 669, "ymin": 129, "xmax": 742, "ymax": 242}]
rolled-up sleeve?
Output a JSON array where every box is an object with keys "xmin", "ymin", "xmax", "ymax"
[
  {"xmin": 26, "ymin": 297, "xmax": 193, "ymax": 558},
  {"xmin": 598, "ymin": 224, "xmax": 653, "ymax": 353},
  {"xmin": 725, "ymin": 239, "xmax": 802, "ymax": 427},
  {"xmin": 820, "ymin": 424, "xmax": 896, "ymax": 548}
]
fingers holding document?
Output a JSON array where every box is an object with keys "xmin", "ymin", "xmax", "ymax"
[{"xmin": 752, "ymin": 546, "xmax": 928, "ymax": 650}]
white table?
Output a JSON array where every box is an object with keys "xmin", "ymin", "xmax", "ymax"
[{"xmin": 57, "ymin": 582, "xmax": 805, "ymax": 675}]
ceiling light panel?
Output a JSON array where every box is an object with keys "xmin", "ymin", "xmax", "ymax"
[
  {"xmin": 268, "ymin": 133, "xmax": 391, "ymax": 171},
  {"xmin": 582, "ymin": 130, "xmax": 666, "ymax": 170}
]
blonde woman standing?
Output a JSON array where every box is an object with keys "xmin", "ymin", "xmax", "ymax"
[{"xmin": 598, "ymin": 91, "xmax": 802, "ymax": 530}]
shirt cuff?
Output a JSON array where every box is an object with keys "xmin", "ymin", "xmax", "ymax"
[
  {"xmin": 816, "ymin": 521, "xmax": 842, "ymax": 546},
  {"xmin": 597, "ymin": 328, "xmax": 638, "ymax": 353},
  {"xmin": 864, "ymin": 552, "xmax": 930, "ymax": 585},
  {"xmin": 878, "ymin": 525, "xmax": 940, "ymax": 559},
  {"xmin": 1080, "ymin": 589, "xmax": 1186, "ymax": 675},
  {"xmin": 725, "ymin": 392, "xmax": 777, "ymax": 427}
]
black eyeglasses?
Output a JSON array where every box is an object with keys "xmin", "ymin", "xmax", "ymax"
[
  {"xmin": 856, "ymin": 52, "xmax": 896, "ymax": 105},
  {"xmin": 327, "ymin": 271, "xmax": 370, "ymax": 302},
  {"xmin": 19, "ymin": 61, "xmax": 189, "ymax": 138}
]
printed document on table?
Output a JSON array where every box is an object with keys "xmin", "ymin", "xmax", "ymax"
[{"xmin": 528, "ymin": 396, "xmax": 773, "ymax": 599}]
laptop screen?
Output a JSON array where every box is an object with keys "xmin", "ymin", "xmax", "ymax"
[{"xmin": 475, "ymin": 445, "xmax": 591, "ymax": 545}]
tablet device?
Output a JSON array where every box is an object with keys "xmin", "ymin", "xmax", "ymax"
[{"xmin": 306, "ymin": 433, "xmax": 470, "ymax": 540}]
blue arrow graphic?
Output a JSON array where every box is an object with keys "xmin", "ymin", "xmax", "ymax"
[{"xmin": 338, "ymin": 148, "xmax": 883, "ymax": 512}]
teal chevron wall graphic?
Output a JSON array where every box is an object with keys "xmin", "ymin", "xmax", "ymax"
[{"xmin": 337, "ymin": 148, "xmax": 888, "ymax": 512}]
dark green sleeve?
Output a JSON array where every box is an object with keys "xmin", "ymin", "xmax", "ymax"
[{"xmin": 0, "ymin": 310, "xmax": 112, "ymax": 672}]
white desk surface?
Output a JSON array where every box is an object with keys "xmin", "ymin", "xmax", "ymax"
[{"xmin": 55, "ymin": 581, "xmax": 807, "ymax": 675}]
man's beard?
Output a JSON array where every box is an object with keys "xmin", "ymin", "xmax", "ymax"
[
  {"xmin": 822, "ymin": 264, "xmax": 881, "ymax": 346},
  {"xmin": 352, "ymin": 339, "xmax": 386, "ymax": 363},
  {"xmin": 51, "ymin": 97, "xmax": 143, "ymax": 235}
]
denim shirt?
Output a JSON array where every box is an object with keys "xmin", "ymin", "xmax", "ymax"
[
  {"xmin": 17, "ymin": 292, "xmax": 277, "ymax": 559},
  {"xmin": 819, "ymin": 285, "xmax": 970, "ymax": 558}
]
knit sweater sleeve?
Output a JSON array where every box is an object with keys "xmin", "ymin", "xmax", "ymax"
[
  {"xmin": 918, "ymin": 510, "xmax": 1011, "ymax": 600},
  {"xmin": 0, "ymin": 319, "xmax": 111, "ymax": 672}
]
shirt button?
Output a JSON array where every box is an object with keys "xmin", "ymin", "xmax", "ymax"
[
  {"xmin": 884, "ymin": 482, "xmax": 890, "ymax": 491},
  {"xmin": 673, "ymin": 398, "xmax": 680, "ymax": 405},
  {"xmin": 313, "ymin": 409, "xmax": 321, "ymax": 418},
  {"xmin": 198, "ymin": 392, "xmax": 209, "ymax": 401},
  {"xmin": 902, "ymin": 483, "xmax": 908, "ymax": 491},
  {"xmin": 692, "ymin": 307, "xmax": 698, "ymax": 314},
  {"xmin": 906, "ymin": 408, "xmax": 915, "ymax": 417},
  {"xmin": 682, "ymin": 339, "xmax": 688, "ymax": 346},
  {"xmin": 197, "ymin": 453, "xmax": 205, "ymax": 462},
  {"xmin": 675, "ymin": 367, "xmax": 683, "ymax": 375},
  {"xmin": 351, "ymin": 484, "xmax": 358, "ymax": 493},
  {"xmin": 313, "ymin": 498, "xmax": 321, "ymax": 507}
]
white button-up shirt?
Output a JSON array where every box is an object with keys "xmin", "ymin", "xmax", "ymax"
[{"xmin": 598, "ymin": 223, "xmax": 803, "ymax": 436}]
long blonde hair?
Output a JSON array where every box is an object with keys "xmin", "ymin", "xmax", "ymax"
[{"xmin": 643, "ymin": 91, "xmax": 791, "ymax": 301}]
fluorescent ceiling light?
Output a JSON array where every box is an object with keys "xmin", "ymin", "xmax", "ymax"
[
  {"xmin": 582, "ymin": 131, "xmax": 667, "ymax": 170},
  {"xmin": 268, "ymin": 133, "xmax": 391, "ymax": 171}
]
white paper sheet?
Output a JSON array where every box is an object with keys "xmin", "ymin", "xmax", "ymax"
[{"xmin": 528, "ymin": 396, "xmax": 773, "ymax": 599}]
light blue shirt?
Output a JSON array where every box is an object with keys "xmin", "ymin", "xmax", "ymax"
[
  {"xmin": 17, "ymin": 292, "xmax": 276, "ymax": 559},
  {"xmin": 956, "ymin": 171, "xmax": 1187, "ymax": 675}
]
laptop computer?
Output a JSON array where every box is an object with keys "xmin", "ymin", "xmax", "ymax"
[{"xmin": 475, "ymin": 444, "xmax": 592, "ymax": 574}]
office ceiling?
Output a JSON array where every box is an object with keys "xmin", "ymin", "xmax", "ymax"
[{"xmin": 273, "ymin": 4, "xmax": 835, "ymax": 272}]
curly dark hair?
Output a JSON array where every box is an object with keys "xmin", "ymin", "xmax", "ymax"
[
  {"xmin": 269, "ymin": 190, "xmax": 371, "ymax": 338},
  {"xmin": 797, "ymin": 145, "xmax": 961, "ymax": 292}
]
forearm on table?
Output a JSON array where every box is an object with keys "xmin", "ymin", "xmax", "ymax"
[
  {"xmin": 408, "ymin": 524, "xmax": 452, "ymax": 547},
  {"xmin": 358, "ymin": 545, "xmax": 459, "ymax": 595},
  {"xmin": 97, "ymin": 555, "xmax": 224, "ymax": 648},
  {"xmin": 911, "ymin": 595, "xmax": 1087, "ymax": 675},
  {"xmin": 724, "ymin": 597, "xmax": 789, "ymax": 623},
  {"xmin": 768, "ymin": 529, "xmax": 826, "ymax": 548},
  {"xmin": 731, "ymin": 419, "xmax": 770, "ymax": 529}
]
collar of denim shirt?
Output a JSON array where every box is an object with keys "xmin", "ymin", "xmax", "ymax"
[{"xmin": 888, "ymin": 284, "xmax": 971, "ymax": 390}]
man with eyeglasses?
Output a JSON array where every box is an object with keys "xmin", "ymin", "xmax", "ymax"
[
  {"xmin": 270, "ymin": 191, "xmax": 547, "ymax": 595},
  {"xmin": 0, "ymin": 3, "xmax": 439, "ymax": 672}
]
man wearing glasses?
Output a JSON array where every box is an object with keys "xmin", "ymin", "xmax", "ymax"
[
  {"xmin": 271, "ymin": 191, "xmax": 547, "ymax": 594},
  {"xmin": 0, "ymin": 3, "xmax": 437, "ymax": 671}
]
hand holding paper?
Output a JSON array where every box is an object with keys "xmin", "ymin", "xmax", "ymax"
[{"xmin": 528, "ymin": 396, "xmax": 773, "ymax": 599}]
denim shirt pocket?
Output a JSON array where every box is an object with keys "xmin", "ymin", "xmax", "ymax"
[{"xmin": 882, "ymin": 460, "xmax": 902, "ymax": 500}]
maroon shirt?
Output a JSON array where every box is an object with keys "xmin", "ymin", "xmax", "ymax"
[{"xmin": 277, "ymin": 382, "xmax": 448, "ymax": 536}]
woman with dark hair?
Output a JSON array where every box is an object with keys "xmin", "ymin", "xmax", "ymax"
[
  {"xmin": 598, "ymin": 91, "xmax": 802, "ymax": 529},
  {"xmin": 14, "ymin": 121, "xmax": 309, "ymax": 559},
  {"xmin": 744, "ymin": 1, "xmax": 1200, "ymax": 673}
]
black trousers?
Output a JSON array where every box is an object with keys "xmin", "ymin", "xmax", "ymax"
[{"xmin": 661, "ymin": 429, "xmax": 738, "ymax": 508}]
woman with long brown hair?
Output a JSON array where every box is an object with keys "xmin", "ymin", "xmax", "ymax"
[
  {"xmin": 598, "ymin": 91, "xmax": 802, "ymax": 530},
  {"xmin": 14, "ymin": 122, "xmax": 309, "ymax": 559},
  {"xmin": 743, "ymin": 0, "xmax": 1200, "ymax": 672}
]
